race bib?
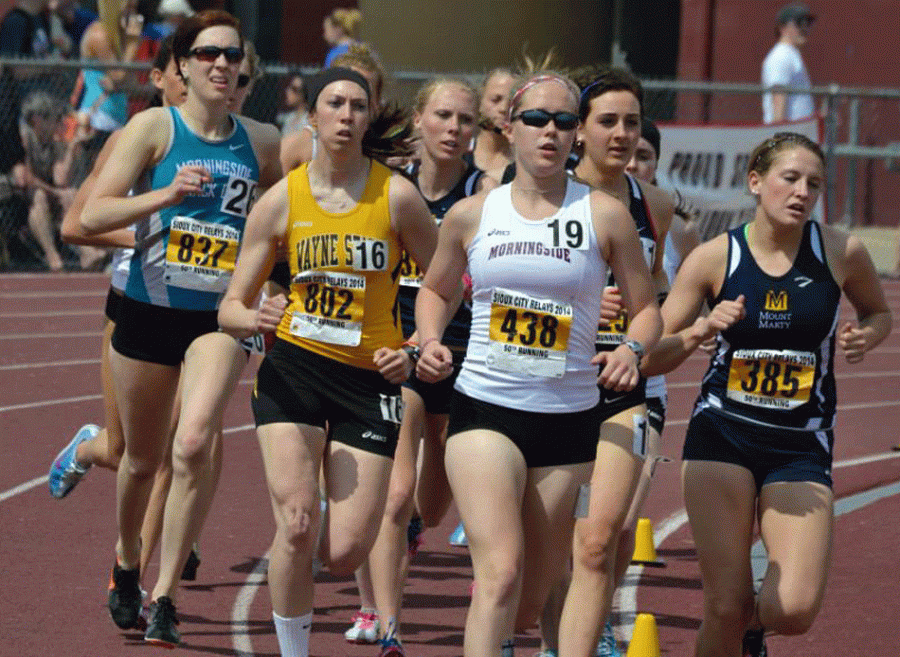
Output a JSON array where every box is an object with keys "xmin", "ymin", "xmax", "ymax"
[
  {"xmin": 164, "ymin": 217, "xmax": 240, "ymax": 293},
  {"xmin": 397, "ymin": 250, "xmax": 423, "ymax": 288},
  {"xmin": 726, "ymin": 349, "xmax": 816, "ymax": 410},
  {"xmin": 220, "ymin": 175, "xmax": 257, "ymax": 218},
  {"xmin": 486, "ymin": 287, "xmax": 573, "ymax": 378},
  {"xmin": 346, "ymin": 236, "xmax": 389, "ymax": 272},
  {"xmin": 595, "ymin": 311, "xmax": 628, "ymax": 346},
  {"xmin": 545, "ymin": 216, "xmax": 590, "ymax": 250},
  {"xmin": 288, "ymin": 271, "xmax": 366, "ymax": 346}
]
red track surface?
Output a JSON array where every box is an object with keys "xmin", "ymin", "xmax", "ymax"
[{"xmin": 1, "ymin": 272, "xmax": 898, "ymax": 657}]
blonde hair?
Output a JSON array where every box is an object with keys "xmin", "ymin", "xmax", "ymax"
[
  {"xmin": 414, "ymin": 76, "xmax": 477, "ymax": 115},
  {"xmin": 243, "ymin": 40, "xmax": 263, "ymax": 82},
  {"xmin": 328, "ymin": 8, "xmax": 362, "ymax": 39},
  {"xmin": 331, "ymin": 43, "xmax": 384, "ymax": 104}
]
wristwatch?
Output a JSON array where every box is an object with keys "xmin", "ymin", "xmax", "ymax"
[
  {"xmin": 401, "ymin": 343, "xmax": 420, "ymax": 364},
  {"xmin": 623, "ymin": 339, "xmax": 645, "ymax": 359}
]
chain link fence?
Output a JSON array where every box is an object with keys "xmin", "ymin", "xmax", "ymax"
[{"xmin": 1, "ymin": 57, "xmax": 898, "ymax": 271}]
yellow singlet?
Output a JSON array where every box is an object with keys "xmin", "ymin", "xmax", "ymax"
[{"xmin": 276, "ymin": 160, "xmax": 403, "ymax": 369}]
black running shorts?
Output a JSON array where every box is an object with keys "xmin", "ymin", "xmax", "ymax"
[{"xmin": 251, "ymin": 338, "xmax": 401, "ymax": 458}]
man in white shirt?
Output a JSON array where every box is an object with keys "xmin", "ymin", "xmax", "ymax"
[{"xmin": 762, "ymin": 3, "xmax": 816, "ymax": 124}]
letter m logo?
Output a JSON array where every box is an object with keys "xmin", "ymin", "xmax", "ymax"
[{"xmin": 765, "ymin": 290, "xmax": 788, "ymax": 311}]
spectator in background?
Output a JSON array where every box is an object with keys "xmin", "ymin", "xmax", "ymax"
[
  {"xmin": 20, "ymin": 90, "xmax": 103, "ymax": 270},
  {"xmin": 762, "ymin": 3, "xmax": 816, "ymax": 124},
  {"xmin": 276, "ymin": 72, "xmax": 308, "ymax": 136},
  {"xmin": 152, "ymin": 0, "xmax": 194, "ymax": 39},
  {"xmin": 322, "ymin": 7, "xmax": 361, "ymax": 67},
  {"xmin": 48, "ymin": 0, "xmax": 97, "ymax": 58},
  {"xmin": 0, "ymin": 0, "xmax": 53, "ymax": 62}
]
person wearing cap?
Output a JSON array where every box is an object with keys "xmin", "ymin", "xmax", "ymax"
[
  {"xmin": 153, "ymin": 0, "xmax": 194, "ymax": 38},
  {"xmin": 762, "ymin": 3, "xmax": 816, "ymax": 124}
]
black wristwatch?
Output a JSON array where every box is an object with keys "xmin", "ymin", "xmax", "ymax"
[
  {"xmin": 623, "ymin": 339, "xmax": 645, "ymax": 359},
  {"xmin": 401, "ymin": 343, "xmax": 420, "ymax": 364}
]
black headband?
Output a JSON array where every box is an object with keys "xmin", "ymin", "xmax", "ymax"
[{"xmin": 306, "ymin": 67, "xmax": 371, "ymax": 109}]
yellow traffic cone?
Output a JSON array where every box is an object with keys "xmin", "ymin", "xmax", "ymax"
[
  {"xmin": 631, "ymin": 517, "xmax": 665, "ymax": 566},
  {"xmin": 626, "ymin": 613, "xmax": 661, "ymax": 657}
]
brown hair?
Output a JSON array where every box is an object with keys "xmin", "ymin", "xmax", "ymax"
[
  {"xmin": 413, "ymin": 77, "xmax": 477, "ymax": 115},
  {"xmin": 575, "ymin": 66, "xmax": 644, "ymax": 121},
  {"xmin": 748, "ymin": 132, "xmax": 825, "ymax": 177},
  {"xmin": 172, "ymin": 9, "xmax": 242, "ymax": 74}
]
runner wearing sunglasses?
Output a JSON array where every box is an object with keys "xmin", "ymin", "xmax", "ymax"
[
  {"xmin": 81, "ymin": 10, "xmax": 281, "ymax": 647},
  {"xmin": 414, "ymin": 70, "xmax": 661, "ymax": 657}
]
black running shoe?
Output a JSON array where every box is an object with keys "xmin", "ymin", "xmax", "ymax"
[
  {"xmin": 742, "ymin": 628, "xmax": 768, "ymax": 657},
  {"xmin": 180, "ymin": 548, "xmax": 201, "ymax": 581},
  {"xmin": 107, "ymin": 562, "xmax": 142, "ymax": 629},
  {"xmin": 145, "ymin": 596, "xmax": 181, "ymax": 648}
]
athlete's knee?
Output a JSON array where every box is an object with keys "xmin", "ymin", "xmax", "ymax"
[
  {"xmin": 703, "ymin": 588, "xmax": 755, "ymax": 631},
  {"xmin": 172, "ymin": 427, "xmax": 215, "ymax": 471},
  {"xmin": 574, "ymin": 518, "xmax": 620, "ymax": 573},
  {"xmin": 326, "ymin": 536, "xmax": 369, "ymax": 577},
  {"xmin": 383, "ymin": 477, "xmax": 414, "ymax": 523},
  {"xmin": 475, "ymin": 551, "xmax": 523, "ymax": 606},
  {"xmin": 275, "ymin": 497, "xmax": 321, "ymax": 555}
]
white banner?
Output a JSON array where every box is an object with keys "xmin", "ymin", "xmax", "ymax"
[{"xmin": 656, "ymin": 116, "xmax": 824, "ymax": 239}]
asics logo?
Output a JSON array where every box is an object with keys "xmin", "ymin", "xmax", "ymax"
[
  {"xmin": 487, "ymin": 229, "xmax": 510, "ymax": 236},
  {"xmin": 362, "ymin": 430, "xmax": 387, "ymax": 442}
]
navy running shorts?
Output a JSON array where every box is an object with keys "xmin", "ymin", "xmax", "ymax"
[{"xmin": 682, "ymin": 409, "xmax": 834, "ymax": 491}]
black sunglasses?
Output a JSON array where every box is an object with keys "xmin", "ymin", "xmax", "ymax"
[
  {"xmin": 512, "ymin": 109, "xmax": 579, "ymax": 131},
  {"xmin": 237, "ymin": 74, "xmax": 251, "ymax": 89},
  {"xmin": 188, "ymin": 46, "xmax": 244, "ymax": 64}
]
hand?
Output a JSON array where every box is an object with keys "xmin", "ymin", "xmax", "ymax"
[
  {"xmin": 838, "ymin": 321, "xmax": 868, "ymax": 363},
  {"xmin": 599, "ymin": 285, "xmax": 622, "ymax": 327},
  {"xmin": 166, "ymin": 165, "xmax": 212, "ymax": 205},
  {"xmin": 416, "ymin": 340, "xmax": 453, "ymax": 383},
  {"xmin": 693, "ymin": 294, "xmax": 746, "ymax": 342},
  {"xmin": 255, "ymin": 293, "xmax": 288, "ymax": 333},
  {"xmin": 374, "ymin": 346, "xmax": 414, "ymax": 384},
  {"xmin": 697, "ymin": 336, "xmax": 718, "ymax": 356},
  {"xmin": 593, "ymin": 344, "xmax": 640, "ymax": 392},
  {"xmin": 122, "ymin": 13, "xmax": 144, "ymax": 41}
]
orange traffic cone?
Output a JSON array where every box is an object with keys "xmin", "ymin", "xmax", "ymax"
[
  {"xmin": 631, "ymin": 517, "xmax": 665, "ymax": 567},
  {"xmin": 626, "ymin": 613, "xmax": 661, "ymax": 657}
]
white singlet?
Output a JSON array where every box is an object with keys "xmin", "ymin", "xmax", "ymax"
[{"xmin": 454, "ymin": 179, "xmax": 607, "ymax": 413}]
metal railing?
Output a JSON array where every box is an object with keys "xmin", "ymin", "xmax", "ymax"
[{"xmin": 0, "ymin": 56, "xmax": 897, "ymax": 270}]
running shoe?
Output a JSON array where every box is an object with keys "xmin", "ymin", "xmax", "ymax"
[
  {"xmin": 344, "ymin": 610, "xmax": 380, "ymax": 643},
  {"xmin": 48, "ymin": 424, "xmax": 99, "ymax": 498},
  {"xmin": 742, "ymin": 628, "xmax": 768, "ymax": 657},
  {"xmin": 107, "ymin": 561, "xmax": 143, "ymax": 629},
  {"xmin": 181, "ymin": 546, "xmax": 201, "ymax": 581},
  {"xmin": 145, "ymin": 596, "xmax": 181, "ymax": 648},
  {"xmin": 535, "ymin": 651, "xmax": 558, "ymax": 657},
  {"xmin": 596, "ymin": 620, "xmax": 622, "ymax": 657},
  {"xmin": 407, "ymin": 515, "xmax": 424, "ymax": 557},
  {"xmin": 448, "ymin": 521, "xmax": 468, "ymax": 547},
  {"xmin": 378, "ymin": 636, "xmax": 405, "ymax": 657}
]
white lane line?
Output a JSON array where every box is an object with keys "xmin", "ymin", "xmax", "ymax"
[
  {"xmin": 231, "ymin": 552, "xmax": 271, "ymax": 657},
  {"xmin": 0, "ymin": 358, "xmax": 101, "ymax": 371},
  {"xmin": 0, "ymin": 394, "xmax": 102, "ymax": 413},
  {"xmin": 616, "ymin": 450, "xmax": 900, "ymax": 642},
  {"xmin": 0, "ymin": 423, "xmax": 255, "ymax": 503},
  {"xmin": 0, "ymin": 379, "xmax": 253, "ymax": 414},
  {"xmin": 0, "ymin": 332, "xmax": 102, "ymax": 339}
]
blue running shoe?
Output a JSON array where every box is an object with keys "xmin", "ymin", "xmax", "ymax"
[
  {"xmin": 449, "ymin": 521, "xmax": 468, "ymax": 547},
  {"xmin": 48, "ymin": 424, "xmax": 99, "ymax": 498},
  {"xmin": 596, "ymin": 620, "xmax": 621, "ymax": 657}
]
